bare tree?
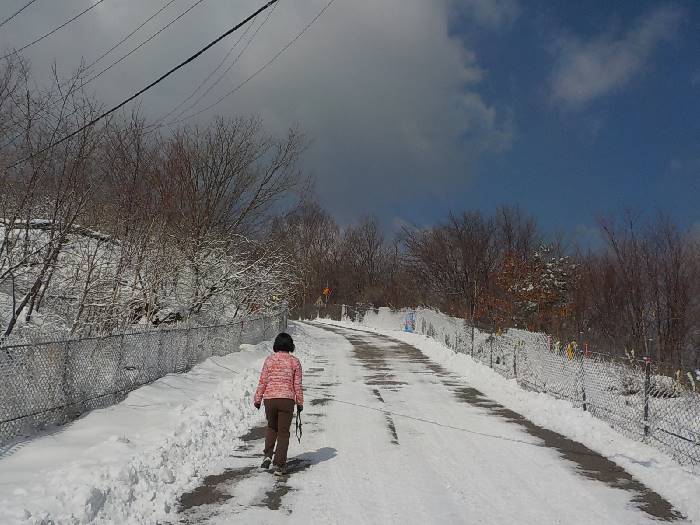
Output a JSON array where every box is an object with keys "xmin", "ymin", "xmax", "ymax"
[
  {"xmin": 1, "ymin": 62, "xmax": 105, "ymax": 342},
  {"xmin": 495, "ymin": 205, "xmax": 539, "ymax": 261},
  {"xmin": 270, "ymin": 199, "xmax": 340, "ymax": 308},
  {"xmin": 343, "ymin": 216, "xmax": 386, "ymax": 302},
  {"xmin": 403, "ymin": 212, "xmax": 498, "ymax": 319}
]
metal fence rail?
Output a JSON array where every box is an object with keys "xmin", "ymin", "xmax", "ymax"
[
  {"xmin": 334, "ymin": 305, "xmax": 700, "ymax": 469},
  {"xmin": 0, "ymin": 310, "xmax": 287, "ymax": 448}
]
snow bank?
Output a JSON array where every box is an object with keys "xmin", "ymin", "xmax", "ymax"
[
  {"xmin": 0, "ymin": 330, "xmax": 307, "ymax": 524},
  {"xmin": 345, "ymin": 306, "xmax": 544, "ymax": 351},
  {"xmin": 319, "ymin": 318, "xmax": 700, "ymax": 524},
  {"xmin": 340, "ymin": 307, "xmax": 700, "ymax": 462}
]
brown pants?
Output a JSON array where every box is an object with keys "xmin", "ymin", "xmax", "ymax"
[{"xmin": 263, "ymin": 398, "xmax": 295, "ymax": 466}]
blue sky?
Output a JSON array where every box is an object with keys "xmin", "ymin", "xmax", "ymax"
[
  {"xmin": 436, "ymin": 0, "xmax": 700, "ymax": 243},
  {"xmin": 1, "ymin": 0, "xmax": 698, "ymax": 244}
]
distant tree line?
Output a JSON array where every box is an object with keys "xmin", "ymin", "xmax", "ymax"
[
  {"xmin": 1, "ymin": 56, "xmax": 697, "ymax": 370},
  {"xmin": 274, "ymin": 201, "xmax": 700, "ymax": 369}
]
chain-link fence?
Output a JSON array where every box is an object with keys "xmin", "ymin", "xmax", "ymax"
[
  {"xmin": 331, "ymin": 305, "xmax": 700, "ymax": 468},
  {"xmin": 0, "ymin": 310, "xmax": 287, "ymax": 448},
  {"xmin": 515, "ymin": 341, "xmax": 700, "ymax": 468}
]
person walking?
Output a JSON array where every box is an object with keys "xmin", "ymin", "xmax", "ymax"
[{"xmin": 254, "ymin": 332, "xmax": 304, "ymax": 476}]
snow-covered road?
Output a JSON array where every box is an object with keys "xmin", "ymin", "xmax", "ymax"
[{"xmin": 177, "ymin": 322, "xmax": 687, "ymax": 524}]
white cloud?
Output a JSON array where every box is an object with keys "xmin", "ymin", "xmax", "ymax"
[
  {"xmin": 692, "ymin": 69, "xmax": 700, "ymax": 86},
  {"xmin": 550, "ymin": 5, "xmax": 682, "ymax": 105},
  {"xmin": 667, "ymin": 156, "xmax": 700, "ymax": 182},
  {"xmin": 0, "ymin": 0, "xmax": 512, "ymax": 221},
  {"xmin": 453, "ymin": 0, "xmax": 519, "ymax": 29}
]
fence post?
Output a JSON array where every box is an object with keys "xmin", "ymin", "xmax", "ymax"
[
  {"xmin": 184, "ymin": 327, "xmax": 193, "ymax": 373},
  {"xmin": 513, "ymin": 344, "xmax": 517, "ymax": 379},
  {"xmin": 580, "ymin": 353, "xmax": 587, "ymax": 412},
  {"xmin": 61, "ymin": 341, "xmax": 71, "ymax": 419},
  {"xmin": 490, "ymin": 337, "xmax": 494, "ymax": 369},
  {"xmin": 471, "ymin": 323, "xmax": 475, "ymax": 356},
  {"xmin": 118, "ymin": 333, "xmax": 127, "ymax": 390},
  {"xmin": 643, "ymin": 358, "xmax": 651, "ymax": 437}
]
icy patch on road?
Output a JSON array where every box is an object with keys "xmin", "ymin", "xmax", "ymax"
[{"xmin": 319, "ymin": 319, "xmax": 700, "ymax": 524}]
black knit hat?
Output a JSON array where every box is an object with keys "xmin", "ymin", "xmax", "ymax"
[{"xmin": 273, "ymin": 332, "xmax": 295, "ymax": 353}]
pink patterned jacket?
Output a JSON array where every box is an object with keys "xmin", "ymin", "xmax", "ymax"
[{"xmin": 254, "ymin": 352, "xmax": 304, "ymax": 406}]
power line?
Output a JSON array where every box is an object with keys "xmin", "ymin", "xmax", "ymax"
[
  {"xmin": 84, "ymin": 0, "xmax": 207, "ymax": 86},
  {"xmin": 157, "ymin": 1, "xmax": 277, "ymax": 126},
  {"xmin": 156, "ymin": 14, "xmax": 260, "ymax": 124},
  {"xmin": 172, "ymin": 3, "xmax": 278, "ymax": 120},
  {"xmin": 84, "ymin": 0, "xmax": 178, "ymax": 72},
  {"xmin": 7, "ymin": 0, "xmax": 281, "ymax": 169},
  {"xmin": 0, "ymin": 0, "xmax": 40, "ymax": 31},
  {"xmin": 0, "ymin": 0, "xmax": 205, "ymax": 152},
  {"xmin": 7, "ymin": 1, "xmax": 180, "ymax": 131},
  {"xmin": 162, "ymin": 0, "xmax": 336, "ymax": 130},
  {"xmin": 0, "ymin": 0, "xmax": 205, "ymax": 151},
  {"xmin": 1, "ymin": 0, "xmax": 107, "ymax": 60}
]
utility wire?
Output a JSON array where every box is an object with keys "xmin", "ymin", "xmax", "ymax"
[
  {"xmin": 1, "ymin": 0, "xmax": 107, "ymax": 60},
  {"xmin": 5, "ymin": 0, "xmax": 178, "ymax": 139},
  {"xmin": 7, "ymin": 0, "xmax": 280, "ymax": 169},
  {"xmin": 0, "ymin": 0, "xmax": 203, "ymax": 152},
  {"xmin": 153, "ymin": 9, "xmax": 260, "ymax": 126},
  {"xmin": 0, "ymin": 0, "xmax": 40, "ymax": 31},
  {"xmin": 83, "ymin": 0, "xmax": 207, "ymax": 86},
  {"xmin": 330, "ymin": 398, "xmax": 617, "ymax": 458},
  {"xmin": 169, "ymin": 2, "xmax": 278, "ymax": 122},
  {"xmin": 330, "ymin": 399, "xmax": 544, "ymax": 447},
  {"xmin": 84, "ymin": 0, "xmax": 178, "ymax": 72},
  {"xmin": 158, "ymin": 1, "xmax": 277, "ymax": 126},
  {"xmin": 162, "ymin": 0, "xmax": 335, "ymax": 130}
]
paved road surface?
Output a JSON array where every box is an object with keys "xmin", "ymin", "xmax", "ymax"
[{"xmin": 175, "ymin": 322, "xmax": 686, "ymax": 524}]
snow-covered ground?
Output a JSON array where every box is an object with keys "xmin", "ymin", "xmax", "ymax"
[
  {"xmin": 2, "ymin": 321, "xmax": 698, "ymax": 524},
  {"xmin": 342, "ymin": 307, "xmax": 700, "ymax": 466},
  {"xmin": 0, "ymin": 337, "xmax": 283, "ymax": 524},
  {"xmin": 319, "ymin": 318, "xmax": 700, "ymax": 524}
]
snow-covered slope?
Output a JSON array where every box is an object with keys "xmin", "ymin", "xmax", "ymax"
[{"xmin": 0, "ymin": 221, "xmax": 289, "ymax": 345}]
